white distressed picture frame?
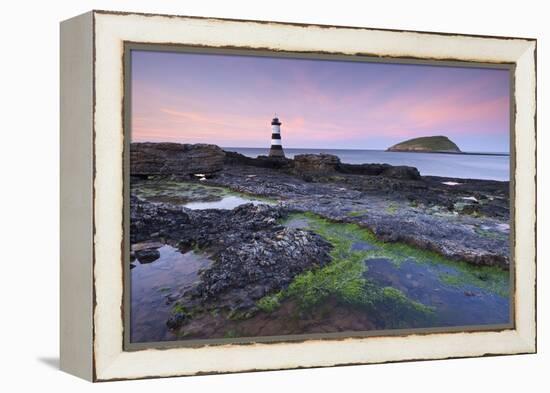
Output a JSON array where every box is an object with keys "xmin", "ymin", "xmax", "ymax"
[{"xmin": 60, "ymin": 10, "xmax": 536, "ymax": 382}]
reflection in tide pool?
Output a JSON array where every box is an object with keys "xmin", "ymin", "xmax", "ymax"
[
  {"xmin": 183, "ymin": 195, "xmax": 272, "ymax": 210},
  {"xmin": 364, "ymin": 258, "xmax": 510, "ymax": 327},
  {"xmin": 130, "ymin": 245, "xmax": 213, "ymax": 343}
]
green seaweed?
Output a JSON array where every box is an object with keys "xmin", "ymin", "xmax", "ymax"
[
  {"xmin": 132, "ymin": 179, "xmax": 277, "ymax": 206},
  {"xmin": 347, "ymin": 209, "xmax": 369, "ymax": 217},
  {"xmin": 270, "ymin": 212, "xmax": 508, "ymax": 315},
  {"xmin": 171, "ymin": 303, "xmax": 189, "ymax": 316},
  {"xmin": 286, "ymin": 213, "xmax": 509, "ymax": 297},
  {"xmin": 283, "ymin": 253, "xmax": 366, "ymax": 310},
  {"xmin": 256, "ymin": 213, "xmax": 436, "ymax": 324},
  {"xmin": 372, "ymin": 286, "xmax": 436, "ymax": 328},
  {"xmin": 226, "ymin": 309, "xmax": 255, "ymax": 321},
  {"xmin": 257, "ymin": 293, "xmax": 283, "ymax": 313}
]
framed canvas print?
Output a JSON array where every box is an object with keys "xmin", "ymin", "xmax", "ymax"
[{"xmin": 60, "ymin": 10, "xmax": 537, "ymax": 381}]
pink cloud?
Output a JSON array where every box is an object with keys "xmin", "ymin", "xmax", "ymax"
[{"xmin": 131, "ymin": 61, "xmax": 509, "ymax": 149}]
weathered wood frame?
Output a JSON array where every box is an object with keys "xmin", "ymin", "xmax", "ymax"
[{"xmin": 60, "ymin": 10, "xmax": 537, "ymax": 382}]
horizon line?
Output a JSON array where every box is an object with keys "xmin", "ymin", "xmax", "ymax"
[
  {"xmin": 222, "ymin": 146, "xmax": 510, "ymax": 155},
  {"xmin": 131, "ymin": 141, "xmax": 509, "ymax": 155},
  {"xmin": 130, "ymin": 141, "xmax": 510, "ymax": 155}
]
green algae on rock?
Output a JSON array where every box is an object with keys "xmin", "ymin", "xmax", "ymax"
[{"xmin": 258, "ymin": 213, "xmax": 510, "ymax": 329}]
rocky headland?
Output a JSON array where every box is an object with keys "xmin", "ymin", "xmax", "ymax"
[{"xmin": 387, "ymin": 135, "xmax": 461, "ymax": 153}]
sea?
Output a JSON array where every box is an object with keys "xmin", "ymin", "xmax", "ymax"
[{"xmin": 223, "ymin": 147, "xmax": 510, "ymax": 181}]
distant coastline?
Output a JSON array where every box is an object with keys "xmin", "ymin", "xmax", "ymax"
[
  {"xmin": 386, "ymin": 150, "xmax": 510, "ymax": 156},
  {"xmin": 222, "ymin": 147, "xmax": 510, "ymax": 181},
  {"xmin": 222, "ymin": 147, "xmax": 510, "ymax": 156}
]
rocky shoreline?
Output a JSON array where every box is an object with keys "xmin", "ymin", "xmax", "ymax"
[
  {"xmin": 209, "ymin": 149, "xmax": 510, "ymax": 268},
  {"xmin": 129, "ymin": 142, "xmax": 510, "ymax": 339},
  {"xmin": 131, "ymin": 197, "xmax": 332, "ymax": 327}
]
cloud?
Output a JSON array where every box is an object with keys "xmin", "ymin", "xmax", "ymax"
[{"xmin": 131, "ymin": 54, "xmax": 509, "ymax": 149}]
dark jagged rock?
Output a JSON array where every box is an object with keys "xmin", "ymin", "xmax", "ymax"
[
  {"xmin": 131, "ymin": 142, "xmax": 225, "ymax": 176},
  {"xmin": 381, "ymin": 165, "xmax": 421, "ymax": 180},
  {"xmin": 225, "ymin": 150, "xmax": 420, "ymax": 181},
  {"xmin": 130, "ymin": 198, "xmax": 332, "ymax": 328},
  {"xmin": 200, "ymin": 163, "xmax": 510, "ymax": 269},
  {"xmin": 135, "ymin": 248, "xmax": 160, "ymax": 264},
  {"xmin": 337, "ymin": 162, "xmax": 391, "ymax": 176},
  {"xmin": 293, "ymin": 153, "xmax": 340, "ymax": 173},
  {"xmin": 224, "ymin": 151, "xmax": 291, "ymax": 169},
  {"xmin": 132, "ymin": 241, "xmax": 163, "ymax": 252},
  {"xmin": 337, "ymin": 162, "xmax": 420, "ymax": 180}
]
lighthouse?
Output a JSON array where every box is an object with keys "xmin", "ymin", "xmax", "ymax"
[{"xmin": 269, "ymin": 116, "xmax": 285, "ymax": 158}]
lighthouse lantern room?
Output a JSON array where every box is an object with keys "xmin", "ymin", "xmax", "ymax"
[{"xmin": 269, "ymin": 116, "xmax": 285, "ymax": 158}]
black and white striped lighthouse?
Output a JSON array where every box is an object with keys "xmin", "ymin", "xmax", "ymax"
[{"xmin": 269, "ymin": 115, "xmax": 285, "ymax": 158}]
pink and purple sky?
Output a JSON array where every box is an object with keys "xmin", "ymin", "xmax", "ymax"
[{"xmin": 131, "ymin": 50, "xmax": 510, "ymax": 153}]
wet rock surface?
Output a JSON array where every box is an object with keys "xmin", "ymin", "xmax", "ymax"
[
  {"xmin": 130, "ymin": 198, "xmax": 332, "ymax": 329},
  {"xmin": 224, "ymin": 151, "xmax": 291, "ymax": 169},
  {"xmin": 337, "ymin": 162, "xmax": 421, "ymax": 180},
  {"xmin": 203, "ymin": 155, "xmax": 509, "ymax": 269},
  {"xmin": 135, "ymin": 248, "xmax": 161, "ymax": 264}
]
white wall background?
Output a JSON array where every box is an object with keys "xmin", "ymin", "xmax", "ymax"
[{"xmin": 0, "ymin": 0, "xmax": 546, "ymax": 391}]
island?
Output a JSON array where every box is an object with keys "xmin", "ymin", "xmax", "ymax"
[{"xmin": 387, "ymin": 136, "xmax": 461, "ymax": 153}]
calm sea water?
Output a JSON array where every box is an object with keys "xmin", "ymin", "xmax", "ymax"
[{"xmin": 223, "ymin": 147, "xmax": 509, "ymax": 181}]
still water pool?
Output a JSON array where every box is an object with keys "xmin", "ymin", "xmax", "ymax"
[
  {"xmin": 183, "ymin": 195, "xmax": 271, "ymax": 210},
  {"xmin": 130, "ymin": 245, "xmax": 213, "ymax": 343}
]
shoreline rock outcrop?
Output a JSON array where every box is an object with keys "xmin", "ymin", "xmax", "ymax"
[
  {"xmin": 130, "ymin": 143, "xmax": 509, "ymax": 270},
  {"xmin": 224, "ymin": 149, "xmax": 421, "ymax": 180},
  {"xmin": 337, "ymin": 162, "xmax": 421, "ymax": 180},
  {"xmin": 131, "ymin": 142, "xmax": 225, "ymax": 176},
  {"xmin": 293, "ymin": 153, "xmax": 341, "ymax": 173}
]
